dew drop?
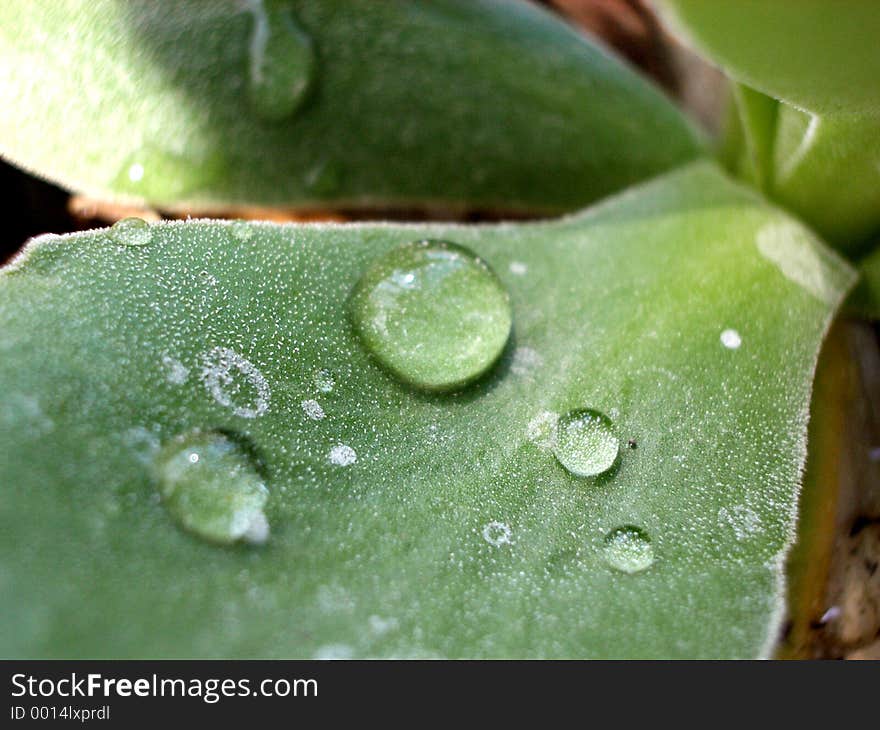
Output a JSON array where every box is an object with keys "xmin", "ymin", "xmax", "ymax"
[
  {"xmin": 603, "ymin": 525, "xmax": 654, "ymax": 574},
  {"xmin": 552, "ymin": 408, "xmax": 619, "ymax": 477},
  {"xmin": 482, "ymin": 521, "xmax": 512, "ymax": 547},
  {"xmin": 350, "ymin": 239, "xmax": 512, "ymax": 391},
  {"xmin": 109, "ymin": 217, "xmax": 152, "ymax": 247},
  {"xmin": 246, "ymin": 0, "xmax": 315, "ymax": 122},
  {"xmin": 313, "ymin": 368, "xmax": 335, "ymax": 393},
  {"xmin": 301, "ymin": 398, "xmax": 325, "ymax": 420},
  {"xmin": 154, "ymin": 431, "xmax": 269, "ymax": 545},
  {"xmin": 720, "ymin": 328, "xmax": 742, "ymax": 350},
  {"xmin": 200, "ymin": 346, "xmax": 271, "ymax": 419},
  {"xmin": 328, "ymin": 443, "xmax": 357, "ymax": 466},
  {"xmin": 127, "ymin": 163, "xmax": 144, "ymax": 182}
]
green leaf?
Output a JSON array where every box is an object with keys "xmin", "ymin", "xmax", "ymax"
[
  {"xmin": 847, "ymin": 245, "xmax": 880, "ymax": 320},
  {"xmin": 656, "ymin": 0, "xmax": 880, "ymax": 115},
  {"xmin": 0, "ymin": 0, "xmax": 701, "ymax": 213},
  {"xmin": 0, "ymin": 162, "xmax": 854, "ymax": 658},
  {"xmin": 728, "ymin": 84, "xmax": 778, "ymax": 192},
  {"xmin": 770, "ymin": 106, "xmax": 880, "ymax": 255}
]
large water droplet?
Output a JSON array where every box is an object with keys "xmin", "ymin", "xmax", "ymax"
[
  {"xmin": 552, "ymin": 408, "xmax": 619, "ymax": 477},
  {"xmin": 109, "ymin": 217, "xmax": 152, "ymax": 247},
  {"xmin": 154, "ymin": 431, "xmax": 269, "ymax": 545},
  {"xmin": 350, "ymin": 239, "xmax": 512, "ymax": 391},
  {"xmin": 603, "ymin": 526, "xmax": 654, "ymax": 574},
  {"xmin": 246, "ymin": 0, "xmax": 315, "ymax": 122}
]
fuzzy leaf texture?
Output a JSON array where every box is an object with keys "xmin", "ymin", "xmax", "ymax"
[
  {"xmin": 0, "ymin": 163, "xmax": 855, "ymax": 658},
  {"xmin": 0, "ymin": 0, "xmax": 701, "ymax": 214}
]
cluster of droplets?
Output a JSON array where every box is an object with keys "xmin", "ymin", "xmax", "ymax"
[
  {"xmin": 138, "ymin": 228, "xmax": 652, "ymax": 573},
  {"xmin": 347, "ymin": 239, "xmax": 652, "ymax": 573}
]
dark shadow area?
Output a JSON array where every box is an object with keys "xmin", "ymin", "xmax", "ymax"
[{"xmin": 0, "ymin": 159, "xmax": 75, "ymax": 264}]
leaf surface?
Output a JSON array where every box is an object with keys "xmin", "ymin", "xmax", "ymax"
[
  {"xmin": 656, "ymin": 0, "xmax": 880, "ymax": 115},
  {"xmin": 0, "ymin": 0, "xmax": 701, "ymax": 213},
  {"xmin": 0, "ymin": 162, "xmax": 854, "ymax": 658}
]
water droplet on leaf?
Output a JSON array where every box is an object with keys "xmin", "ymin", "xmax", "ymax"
[
  {"xmin": 350, "ymin": 239, "xmax": 512, "ymax": 391},
  {"xmin": 127, "ymin": 163, "xmax": 144, "ymax": 182},
  {"xmin": 603, "ymin": 525, "xmax": 654, "ymax": 574},
  {"xmin": 246, "ymin": 0, "xmax": 315, "ymax": 122},
  {"xmin": 328, "ymin": 443, "xmax": 357, "ymax": 466},
  {"xmin": 301, "ymin": 399, "xmax": 325, "ymax": 420},
  {"xmin": 116, "ymin": 147, "xmax": 225, "ymax": 200},
  {"xmin": 200, "ymin": 346, "xmax": 271, "ymax": 419},
  {"xmin": 154, "ymin": 431, "xmax": 269, "ymax": 545},
  {"xmin": 552, "ymin": 408, "xmax": 619, "ymax": 477},
  {"xmin": 109, "ymin": 217, "xmax": 152, "ymax": 247},
  {"xmin": 720, "ymin": 329, "xmax": 742, "ymax": 349},
  {"xmin": 482, "ymin": 521, "xmax": 512, "ymax": 547}
]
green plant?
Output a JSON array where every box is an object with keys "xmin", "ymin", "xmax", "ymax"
[{"xmin": 0, "ymin": 0, "xmax": 876, "ymax": 658}]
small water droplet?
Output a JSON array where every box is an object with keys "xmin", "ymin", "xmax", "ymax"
[
  {"xmin": 313, "ymin": 368, "xmax": 335, "ymax": 393},
  {"xmin": 328, "ymin": 443, "xmax": 357, "ymax": 466},
  {"xmin": 720, "ymin": 328, "xmax": 741, "ymax": 349},
  {"xmin": 200, "ymin": 346, "xmax": 271, "ymax": 419},
  {"xmin": 301, "ymin": 399, "xmax": 325, "ymax": 420},
  {"xmin": 482, "ymin": 521, "xmax": 512, "ymax": 547},
  {"xmin": 246, "ymin": 0, "xmax": 315, "ymax": 122},
  {"xmin": 116, "ymin": 147, "xmax": 226, "ymax": 199},
  {"xmin": 127, "ymin": 163, "xmax": 144, "ymax": 182},
  {"xmin": 603, "ymin": 525, "xmax": 654, "ymax": 574},
  {"xmin": 350, "ymin": 239, "xmax": 512, "ymax": 391},
  {"xmin": 552, "ymin": 408, "xmax": 619, "ymax": 477},
  {"xmin": 109, "ymin": 217, "xmax": 152, "ymax": 247},
  {"xmin": 154, "ymin": 431, "xmax": 269, "ymax": 545},
  {"xmin": 230, "ymin": 220, "xmax": 255, "ymax": 243}
]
